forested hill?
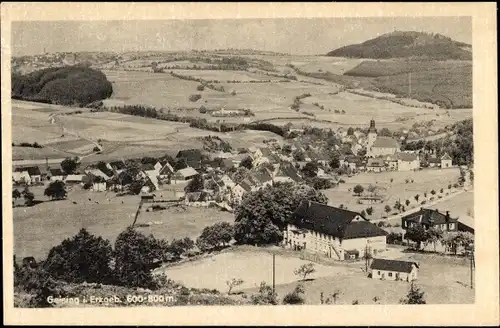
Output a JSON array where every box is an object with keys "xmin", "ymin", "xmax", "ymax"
[
  {"xmin": 12, "ymin": 65, "xmax": 113, "ymax": 106},
  {"xmin": 327, "ymin": 31, "xmax": 472, "ymax": 60}
]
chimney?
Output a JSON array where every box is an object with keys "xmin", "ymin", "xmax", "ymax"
[{"xmin": 445, "ymin": 211, "xmax": 450, "ymax": 222}]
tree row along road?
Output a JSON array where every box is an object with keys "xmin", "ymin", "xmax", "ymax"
[{"xmin": 370, "ymin": 170, "xmax": 472, "ymax": 223}]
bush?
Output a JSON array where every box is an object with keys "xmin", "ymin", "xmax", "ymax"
[
  {"xmin": 199, "ymin": 105, "xmax": 207, "ymax": 114},
  {"xmin": 197, "ymin": 84, "xmax": 205, "ymax": 91},
  {"xmin": 189, "ymin": 94, "xmax": 202, "ymax": 102}
]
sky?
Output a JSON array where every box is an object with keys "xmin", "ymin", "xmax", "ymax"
[{"xmin": 11, "ymin": 17, "xmax": 472, "ymax": 56}]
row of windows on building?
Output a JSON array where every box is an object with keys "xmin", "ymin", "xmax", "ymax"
[{"xmin": 405, "ymin": 222, "xmax": 455, "ymax": 230}]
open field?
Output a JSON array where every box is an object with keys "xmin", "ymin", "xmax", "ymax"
[
  {"xmin": 323, "ymin": 168, "xmax": 462, "ymax": 218},
  {"xmin": 159, "ymin": 245, "xmax": 473, "ymax": 304},
  {"xmin": 429, "ymin": 190, "xmax": 474, "ymax": 218},
  {"xmin": 169, "ymin": 69, "xmax": 285, "ymax": 82},
  {"xmin": 269, "ymin": 250, "xmax": 474, "ymax": 304},
  {"xmin": 12, "ymin": 146, "xmax": 69, "ymax": 161},
  {"xmin": 13, "ymin": 184, "xmax": 234, "ymax": 261},
  {"xmin": 158, "ymin": 249, "xmax": 342, "ymax": 292}
]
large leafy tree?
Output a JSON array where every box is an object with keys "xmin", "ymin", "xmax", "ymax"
[
  {"xmin": 114, "ymin": 227, "xmax": 158, "ymax": 288},
  {"xmin": 196, "ymin": 222, "xmax": 234, "ymax": 251},
  {"xmin": 301, "ymin": 162, "xmax": 318, "ymax": 178},
  {"xmin": 239, "ymin": 156, "xmax": 253, "ymax": 170},
  {"xmin": 60, "ymin": 157, "xmax": 80, "ymax": 175},
  {"xmin": 22, "ymin": 186, "xmax": 35, "ymax": 206},
  {"xmin": 44, "ymin": 180, "xmax": 68, "ymax": 200},
  {"xmin": 405, "ymin": 224, "xmax": 428, "ymax": 250},
  {"xmin": 184, "ymin": 174, "xmax": 204, "ymax": 193},
  {"xmin": 234, "ymin": 182, "xmax": 327, "ymax": 245},
  {"xmin": 43, "ymin": 229, "xmax": 114, "ymax": 284}
]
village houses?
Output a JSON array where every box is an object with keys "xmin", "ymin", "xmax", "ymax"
[{"xmin": 370, "ymin": 258, "xmax": 419, "ymax": 282}]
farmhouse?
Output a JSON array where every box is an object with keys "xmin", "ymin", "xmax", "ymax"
[
  {"xmin": 230, "ymin": 181, "xmax": 252, "ymax": 203},
  {"xmin": 249, "ymin": 169, "xmax": 274, "ymax": 189},
  {"xmin": 370, "ymin": 258, "xmax": 419, "ymax": 282},
  {"xmin": 402, "ymin": 208, "xmax": 458, "ymax": 232},
  {"xmin": 158, "ymin": 161, "xmax": 175, "ymax": 179},
  {"xmin": 396, "ymin": 152, "xmax": 420, "ymax": 171},
  {"xmin": 15, "ymin": 166, "xmax": 42, "ymax": 184},
  {"xmin": 428, "ymin": 156, "xmax": 441, "ymax": 167},
  {"xmin": 284, "ymin": 201, "xmax": 388, "ymax": 261},
  {"xmin": 172, "ymin": 167, "xmax": 198, "ymax": 182},
  {"xmin": 441, "ymin": 153, "xmax": 453, "ymax": 168},
  {"xmin": 12, "ymin": 170, "xmax": 31, "ymax": 185},
  {"xmin": 340, "ymin": 155, "xmax": 363, "ymax": 170},
  {"xmin": 141, "ymin": 171, "xmax": 160, "ymax": 193},
  {"xmin": 49, "ymin": 168, "xmax": 65, "ymax": 182}
]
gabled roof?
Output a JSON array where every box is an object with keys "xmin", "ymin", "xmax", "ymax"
[
  {"xmin": 290, "ymin": 201, "xmax": 387, "ymax": 239},
  {"xmin": 85, "ymin": 169, "xmax": 111, "ymax": 181},
  {"xmin": 109, "ymin": 160, "xmax": 125, "ymax": 170},
  {"xmin": 159, "ymin": 162, "xmax": 174, "ymax": 175},
  {"xmin": 373, "ymin": 137, "xmax": 399, "ymax": 149},
  {"xmin": 276, "ymin": 164, "xmax": 302, "ymax": 182},
  {"xmin": 175, "ymin": 167, "xmax": 198, "ymax": 178},
  {"xmin": 441, "ymin": 153, "xmax": 452, "ymax": 160},
  {"xmin": 402, "ymin": 208, "xmax": 458, "ymax": 226},
  {"xmin": 252, "ymin": 170, "xmax": 273, "ymax": 184},
  {"xmin": 396, "ymin": 152, "xmax": 419, "ymax": 162},
  {"xmin": 370, "ymin": 258, "xmax": 418, "ymax": 273},
  {"xmin": 141, "ymin": 163, "xmax": 156, "ymax": 171},
  {"xmin": 145, "ymin": 171, "xmax": 159, "ymax": 191},
  {"xmin": 50, "ymin": 168, "xmax": 65, "ymax": 176},
  {"xmin": 238, "ymin": 180, "xmax": 253, "ymax": 192},
  {"xmin": 15, "ymin": 166, "xmax": 41, "ymax": 176},
  {"xmin": 211, "ymin": 158, "xmax": 234, "ymax": 169}
]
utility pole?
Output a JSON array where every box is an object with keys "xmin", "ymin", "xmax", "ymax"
[
  {"xmin": 272, "ymin": 253, "xmax": 276, "ymax": 294},
  {"xmin": 470, "ymin": 245, "xmax": 475, "ymax": 289},
  {"xmin": 408, "ymin": 72, "xmax": 412, "ymax": 97}
]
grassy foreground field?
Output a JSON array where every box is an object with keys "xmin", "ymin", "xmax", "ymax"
[
  {"xmin": 158, "ymin": 245, "xmax": 474, "ymax": 304},
  {"xmin": 13, "ymin": 185, "xmax": 234, "ymax": 260}
]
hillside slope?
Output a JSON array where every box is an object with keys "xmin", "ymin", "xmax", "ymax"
[{"xmin": 327, "ymin": 31, "xmax": 472, "ymax": 60}]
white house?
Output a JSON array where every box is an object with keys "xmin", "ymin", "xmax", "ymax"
[
  {"xmin": 366, "ymin": 158, "xmax": 385, "ymax": 173},
  {"xmin": 12, "ymin": 170, "xmax": 31, "ymax": 185},
  {"xmin": 283, "ymin": 201, "xmax": 388, "ymax": 261},
  {"xmin": 171, "ymin": 167, "xmax": 198, "ymax": 183},
  {"xmin": 370, "ymin": 258, "xmax": 419, "ymax": 282},
  {"xmin": 230, "ymin": 181, "xmax": 252, "ymax": 204},
  {"xmin": 396, "ymin": 152, "xmax": 420, "ymax": 171},
  {"xmin": 441, "ymin": 153, "xmax": 453, "ymax": 168}
]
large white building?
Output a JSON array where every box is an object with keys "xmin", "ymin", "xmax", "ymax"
[
  {"xmin": 283, "ymin": 201, "xmax": 388, "ymax": 261},
  {"xmin": 366, "ymin": 120, "xmax": 400, "ymax": 157}
]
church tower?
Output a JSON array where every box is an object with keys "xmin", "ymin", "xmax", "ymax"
[{"xmin": 367, "ymin": 119, "xmax": 377, "ymax": 150}]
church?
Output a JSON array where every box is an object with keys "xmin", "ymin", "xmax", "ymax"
[{"xmin": 366, "ymin": 120, "xmax": 400, "ymax": 157}]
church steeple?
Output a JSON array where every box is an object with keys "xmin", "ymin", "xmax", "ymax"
[{"xmin": 368, "ymin": 119, "xmax": 377, "ymax": 133}]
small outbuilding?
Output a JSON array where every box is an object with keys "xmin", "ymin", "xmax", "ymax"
[{"xmin": 370, "ymin": 258, "xmax": 419, "ymax": 282}]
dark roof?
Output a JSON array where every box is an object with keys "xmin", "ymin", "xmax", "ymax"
[
  {"xmin": 211, "ymin": 158, "xmax": 234, "ymax": 169},
  {"xmin": 277, "ymin": 164, "xmax": 302, "ymax": 182},
  {"xmin": 402, "ymin": 208, "xmax": 457, "ymax": 226},
  {"xmin": 109, "ymin": 160, "xmax": 125, "ymax": 170},
  {"xmin": 252, "ymin": 170, "xmax": 273, "ymax": 184},
  {"xmin": 141, "ymin": 163, "xmax": 156, "ymax": 171},
  {"xmin": 373, "ymin": 137, "xmax": 399, "ymax": 149},
  {"xmin": 428, "ymin": 157, "xmax": 441, "ymax": 163},
  {"xmin": 49, "ymin": 168, "xmax": 65, "ymax": 176},
  {"xmin": 370, "ymin": 258, "xmax": 418, "ymax": 273},
  {"xmin": 176, "ymin": 149, "xmax": 203, "ymax": 161},
  {"xmin": 15, "ymin": 166, "xmax": 41, "ymax": 176},
  {"xmin": 238, "ymin": 180, "xmax": 253, "ymax": 192},
  {"xmin": 396, "ymin": 152, "xmax": 419, "ymax": 162},
  {"xmin": 343, "ymin": 221, "xmax": 389, "ymax": 239},
  {"xmin": 290, "ymin": 201, "xmax": 386, "ymax": 239}
]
